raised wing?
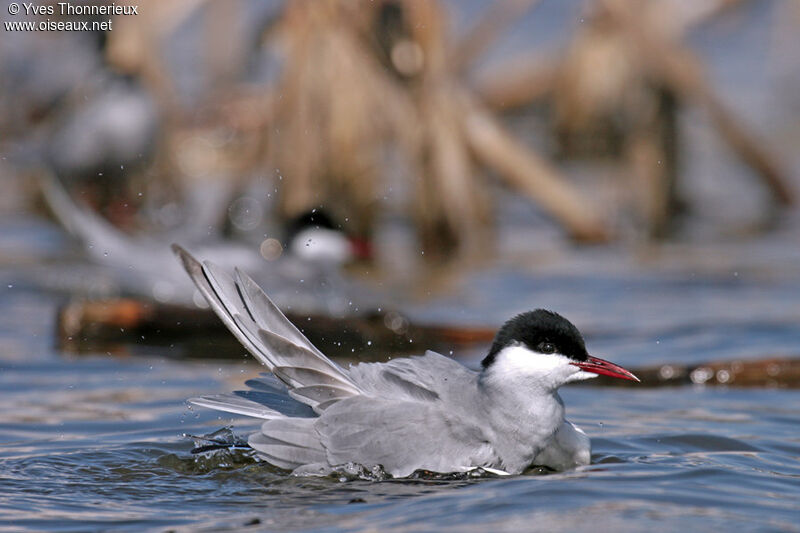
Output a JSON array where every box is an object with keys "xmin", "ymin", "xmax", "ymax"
[{"xmin": 173, "ymin": 245, "xmax": 362, "ymax": 413}]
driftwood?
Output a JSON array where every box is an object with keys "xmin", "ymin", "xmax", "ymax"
[
  {"xmin": 56, "ymin": 298, "xmax": 495, "ymax": 359},
  {"xmin": 56, "ymin": 298, "xmax": 800, "ymax": 388}
]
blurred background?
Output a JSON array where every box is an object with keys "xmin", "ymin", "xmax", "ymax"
[
  {"xmin": 2, "ymin": 0, "xmax": 800, "ymax": 357},
  {"xmin": 1, "ymin": 0, "xmax": 800, "ymax": 531}
]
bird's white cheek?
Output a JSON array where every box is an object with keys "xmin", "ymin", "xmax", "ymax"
[
  {"xmin": 291, "ymin": 228, "xmax": 350, "ymax": 263},
  {"xmin": 491, "ymin": 346, "xmax": 579, "ymax": 386}
]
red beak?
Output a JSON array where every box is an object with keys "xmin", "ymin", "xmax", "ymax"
[
  {"xmin": 349, "ymin": 236, "xmax": 373, "ymax": 261},
  {"xmin": 572, "ymin": 356, "xmax": 640, "ymax": 382}
]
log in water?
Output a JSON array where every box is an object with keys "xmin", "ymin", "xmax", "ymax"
[{"xmin": 57, "ymin": 298, "xmax": 800, "ymax": 388}]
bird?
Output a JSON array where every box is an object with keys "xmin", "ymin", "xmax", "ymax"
[
  {"xmin": 284, "ymin": 209, "xmax": 372, "ymax": 264},
  {"xmin": 174, "ymin": 245, "xmax": 639, "ymax": 477},
  {"xmin": 38, "ymin": 174, "xmax": 367, "ymax": 313}
]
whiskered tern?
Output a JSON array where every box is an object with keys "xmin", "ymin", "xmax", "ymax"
[{"xmin": 174, "ymin": 245, "xmax": 639, "ymax": 477}]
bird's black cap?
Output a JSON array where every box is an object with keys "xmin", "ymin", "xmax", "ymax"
[
  {"xmin": 481, "ymin": 310, "xmax": 589, "ymax": 368},
  {"xmin": 287, "ymin": 209, "xmax": 338, "ymax": 234},
  {"xmin": 285, "ymin": 209, "xmax": 341, "ymax": 246}
]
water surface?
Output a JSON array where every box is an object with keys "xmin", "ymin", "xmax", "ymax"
[{"xmin": 1, "ymin": 225, "xmax": 799, "ymax": 532}]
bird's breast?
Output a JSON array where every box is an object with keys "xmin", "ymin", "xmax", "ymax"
[{"xmin": 479, "ymin": 393, "xmax": 567, "ymax": 473}]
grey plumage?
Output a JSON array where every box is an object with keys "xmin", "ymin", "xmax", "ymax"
[
  {"xmin": 175, "ymin": 246, "xmax": 605, "ymax": 477},
  {"xmin": 189, "ymin": 373, "xmax": 316, "ymax": 419},
  {"xmin": 190, "ymin": 392, "xmax": 314, "ymax": 420},
  {"xmin": 250, "ymin": 418, "xmax": 328, "ymax": 470}
]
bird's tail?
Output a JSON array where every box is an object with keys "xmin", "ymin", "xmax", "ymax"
[{"xmin": 248, "ymin": 417, "xmax": 327, "ymax": 471}]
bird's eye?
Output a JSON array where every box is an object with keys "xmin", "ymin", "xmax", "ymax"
[{"xmin": 537, "ymin": 342, "xmax": 556, "ymax": 354}]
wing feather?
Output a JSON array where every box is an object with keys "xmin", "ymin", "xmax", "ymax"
[
  {"xmin": 234, "ymin": 268, "xmax": 325, "ymax": 357},
  {"xmin": 315, "ymin": 397, "xmax": 493, "ymax": 477},
  {"xmin": 172, "ymin": 245, "xmax": 363, "ymax": 410},
  {"xmin": 289, "ymin": 385, "xmax": 359, "ymax": 408},
  {"xmin": 249, "ymin": 418, "xmax": 327, "ymax": 469},
  {"xmin": 273, "ymin": 366, "xmax": 359, "ymax": 393}
]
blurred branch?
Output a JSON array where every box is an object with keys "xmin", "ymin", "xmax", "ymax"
[
  {"xmin": 459, "ymin": 90, "xmax": 610, "ymax": 242},
  {"xmin": 473, "ymin": 51, "xmax": 557, "ymax": 111},
  {"xmin": 205, "ymin": 0, "xmax": 245, "ymax": 90},
  {"xmin": 607, "ymin": 1, "xmax": 795, "ymax": 205},
  {"xmin": 450, "ymin": 0, "xmax": 543, "ymax": 73},
  {"xmin": 106, "ymin": 0, "xmax": 211, "ymax": 113}
]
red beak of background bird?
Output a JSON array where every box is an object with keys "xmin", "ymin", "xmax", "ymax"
[{"xmin": 573, "ymin": 356, "xmax": 641, "ymax": 382}]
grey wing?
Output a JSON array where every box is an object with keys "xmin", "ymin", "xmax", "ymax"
[
  {"xmin": 347, "ymin": 350, "xmax": 477, "ymax": 402},
  {"xmin": 173, "ymin": 245, "xmax": 362, "ymax": 412},
  {"xmin": 318, "ymin": 352, "xmax": 488, "ymax": 476},
  {"xmin": 316, "ymin": 396, "xmax": 495, "ymax": 478}
]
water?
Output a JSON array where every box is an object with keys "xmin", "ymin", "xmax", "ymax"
[{"xmin": 1, "ymin": 216, "xmax": 799, "ymax": 532}]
